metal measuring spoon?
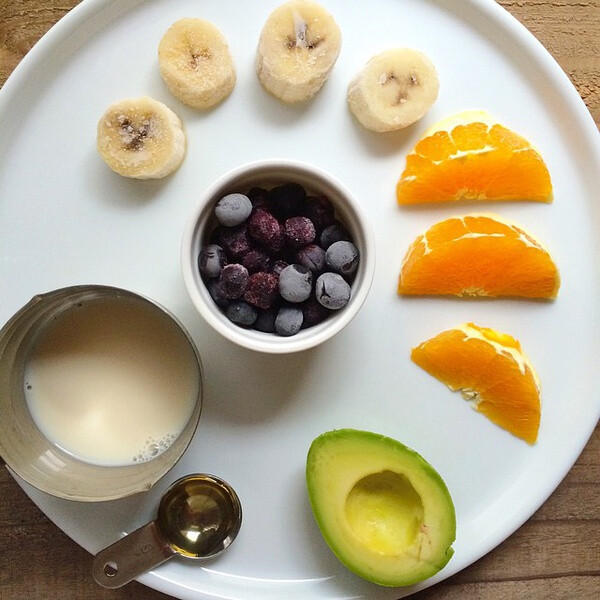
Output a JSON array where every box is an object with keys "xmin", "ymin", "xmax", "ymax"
[{"xmin": 92, "ymin": 474, "xmax": 242, "ymax": 588}]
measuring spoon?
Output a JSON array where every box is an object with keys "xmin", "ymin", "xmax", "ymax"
[{"xmin": 92, "ymin": 473, "xmax": 242, "ymax": 588}]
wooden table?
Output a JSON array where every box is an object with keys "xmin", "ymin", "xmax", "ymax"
[{"xmin": 1, "ymin": 1, "xmax": 598, "ymax": 598}]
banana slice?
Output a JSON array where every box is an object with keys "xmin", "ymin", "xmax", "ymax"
[
  {"xmin": 256, "ymin": 0, "xmax": 342, "ymax": 104},
  {"xmin": 158, "ymin": 18, "xmax": 236, "ymax": 110},
  {"xmin": 96, "ymin": 96, "xmax": 186, "ymax": 179},
  {"xmin": 347, "ymin": 49, "xmax": 439, "ymax": 132}
]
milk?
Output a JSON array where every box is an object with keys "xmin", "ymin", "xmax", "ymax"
[{"xmin": 24, "ymin": 296, "xmax": 200, "ymax": 466}]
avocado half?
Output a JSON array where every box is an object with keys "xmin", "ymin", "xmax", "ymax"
[{"xmin": 306, "ymin": 429, "xmax": 456, "ymax": 587}]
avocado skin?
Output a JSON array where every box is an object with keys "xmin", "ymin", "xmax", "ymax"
[{"xmin": 306, "ymin": 428, "xmax": 456, "ymax": 587}]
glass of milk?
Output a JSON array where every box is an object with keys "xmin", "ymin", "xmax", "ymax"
[{"xmin": 0, "ymin": 285, "xmax": 203, "ymax": 502}]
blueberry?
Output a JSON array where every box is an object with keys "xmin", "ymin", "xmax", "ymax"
[
  {"xmin": 325, "ymin": 241, "xmax": 359, "ymax": 277},
  {"xmin": 300, "ymin": 297, "xmax": 330, "ymax": 328},
  {"xmin": 284, "ymin": 216, "xmax": 316, "ymax": 248},
  {"xmin": 278, "ymin": 264, "xmax": 313, "ymax": 303},
  {"xmin": 304, "ymin": 195, "xmax": 335, "ymax": 232},
  {"xmin": 244, "ymin": 271, "xmax": 279, "ymax": 309},
  {"xmin": 320, "ymin": 220, "xmax": 350, "ymax": 249},
  {"xmin": 247, "ymin": 209, "xmax": 284, "ymax": 252},
  {"xmin": 315, "ymin": 272, "xmax": 351, "ymax": 310},
  {"xmin": 253, "ymin": 307, "xmax": 278, "ymax": 333},
  {"xmin": 226, "ymin": 300, "xmax": 257, "ymax": 327},
  {"xmin": 275, "ymin": 306, "xmax": 303, "ymax": 336},
  {"xmin": 207, "ymin": 279, "xmax": 229, "ymax": 308},
  {"xmin": 269, "ymin": 182, "xmax": 306, "ymax": 219},
  {"xmin": 215, "ymin": 193, "xmax": 252, "ymax": 227},
  {"xmin": 295, "ymin": 244, "xmax": 326, "ymax": 273},
  {"xmin": 219, "ymin": 263, "xmax": 249, "ymax": 299},
  {"xmin": 198, "ymin": 244, "xmax": 227, "ymax": 278}
]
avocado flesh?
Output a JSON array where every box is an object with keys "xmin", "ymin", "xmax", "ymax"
[{"xmin": 306, "ymin": 429, "xmax": 456, "ymax": 587}]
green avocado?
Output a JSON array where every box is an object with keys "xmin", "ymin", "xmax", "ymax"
[{"xmin": 306, "ymin": 429, "xmax": 456, "ymax": 587}]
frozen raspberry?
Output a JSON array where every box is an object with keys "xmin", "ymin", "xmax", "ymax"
[
  {"xmin": 269, "ymin": 182, "xmax": 306, "ymax": 219},
  {"xmin": 244, "ymin": 272, "xmax": 279, "ymax": 309},
  {"xmin": 272, "ymin": 260, "xmax": 289, "ymax": 276},
  {"xmin": 219, "ymin": 264, "xmax": 249, "ymax": 299},
  {"xmin": 214, "ymin": 224, "xmax": 252, "ymax": 260},
  {"xmin": 242, "ymin": 248, "xmax": 271, "ymax": 273},
  {"xmin": 304, "ymin": 195, "xmax": 335, "ymax": 232},
  {"xmin": 284, "ymin": 216, "xmax": 316, "ymax": 248},
  {"xmin": 247, "ymin": 209, "xmax": 284, "ymax": 252}
]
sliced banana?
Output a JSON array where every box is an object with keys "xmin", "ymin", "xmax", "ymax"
[
  {"xmin": 96, "ymin": 96, "xmax": 186, "ymax": 179},
  {"xmin": 347, "ymin": 48, "xmax": 439, "ymax": 132},
  {"xmin": 158, "ymin": 18, "xmax": 236, "ymax": 110},
  {"xmin": 256, "ymin": 0, "xmax": 342, "ymax": 104}
]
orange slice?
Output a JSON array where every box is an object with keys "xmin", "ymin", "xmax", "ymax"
[
  {"xmin": 398, "ymin": 215, "xmax": 560, "ymax": 298},
  {"xmin": 412, "ymin": 323, "xmax": 541, "ymax": 444},
  {"xmin": 396, "ymin": 110, "xmax": 553, "ymax": 204}
]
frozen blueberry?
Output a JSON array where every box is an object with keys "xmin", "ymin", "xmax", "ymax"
[
  {"xmin": 303, "ymin": 195, "xmax": 335, "ymax": 232},
  {"xmin": 207, "ymin": 279, "xmax": 229, "ymax": 308},
  {"xmin": 284, "ymin": 216, "xmax": 316, "ymax": 248},
  {"xmin": 219, "ymin": 263, "xmax": 249, "ymax": 299},
  {"xmin": 242, "ymin": 248, "xmax": 271, "ymax": 273},
  {"xmin": 278, "ymin": 264, "xmax": 313, "ymax": 303},
  {"xmin": 275, "ymin": 306, "xmax": 303, "ymax": 336},
  {"xmin": 269, "ymin": 182, "xmax": 306, "ymax": 219},
  {"xmin": 325, "ymin": 241, "xmax": 359, "ymax": 277},
  {"xmin": 253, "ymin": 307, "xmax": 278, "ymax": 333},
  {"xmin": 295, "ymin": 244, "xmax": 326, "ymax": 273},
  {"xmin": 247, "ymin": 209, "xmax": 284, "ymax": 252},
  {"xmin": 244, "ymin": 272, "xmax": 279, "ymax": 309},
  {"xmin": 247, "ymin": 187, "xmax": 271, "ymax": 211},
  {"xmin": 214, "ymin": 224, "xmax": 252, "ymax": 260},
  {"xmin": 300, "ymin": 297, "xmax": 330, "ymax": 328},
  {"xmin": 315, "ymin": 272, "xmax": 351, "ymax": 310},
  {"xmin": 226, "ymin": 300, "xmax": 257, "ymax": 327},
  {"xmin": 215, "ymin": 193, "xmax": 252, "ymax": 227},
  {"xmin": 198, "ymin": 244, "xmax": 227, "ymax": 278},
  {"xmin": 320, "ymin": 220, "xmax": 350, "ymax": 249}
]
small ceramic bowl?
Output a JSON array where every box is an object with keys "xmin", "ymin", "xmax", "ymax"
[
  {"xmin": 0, "ymin": 285, "xmax": 203, "ymax": 502},
  {"xmin": 181, "ymin": 159, "xmax": 375, "ymax": 354}
]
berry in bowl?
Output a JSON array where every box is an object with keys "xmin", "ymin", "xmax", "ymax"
[{"xmin": 181, "ymin": 159, "xmax": 375, "ymax": 353}]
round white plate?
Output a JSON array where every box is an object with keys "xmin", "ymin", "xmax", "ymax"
[{"xmin": 1, "ymin": 0, "xmax": 599, "ymax": 598}]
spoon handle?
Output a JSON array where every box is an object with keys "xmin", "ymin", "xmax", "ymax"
[{"xmin": 92, "ymin": 521, "xmax": 175, "ymax": 588}]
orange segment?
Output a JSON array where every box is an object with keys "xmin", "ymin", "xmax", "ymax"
[
  {"xmin": 396, "ymin": 111, "xmax": 552, "ymax": 204},
  {"xmin": 398, "ymin": 215, "xmax": 560, "ymax": 298},
  {"xmin": 412, "ymin": 323, "xmax": 541, "ymax": 444}
]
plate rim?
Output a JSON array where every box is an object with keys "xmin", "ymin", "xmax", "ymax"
[{"xmin": 2, "ymin": 0, "xmax": 599, "ymax": 598}]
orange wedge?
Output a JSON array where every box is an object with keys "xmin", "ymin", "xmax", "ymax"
[
  {"xmin": 396, "ymin": 110, "xmax": 553, "ymax": 204},
  {"xmin": 398, "ymin": 215, "xmax": 560, "ymax": 298},
  {"xmin": 412, "ymin": 323, "xmax": 541, "ymax": 444}
]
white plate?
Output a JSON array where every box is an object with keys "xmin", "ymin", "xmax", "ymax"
[{"xmin": 1, "ymin": 0, "xmax": 599, "ymax": 598}]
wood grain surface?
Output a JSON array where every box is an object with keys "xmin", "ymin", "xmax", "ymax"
[{"xmin": 1, "ymin": 1, "xmax": 599, "ymax": 599}]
